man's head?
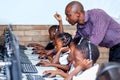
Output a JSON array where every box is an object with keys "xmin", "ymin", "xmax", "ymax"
[{"xmin": 65, "ymin": 1, "xmax": 85, "ymax": 25}]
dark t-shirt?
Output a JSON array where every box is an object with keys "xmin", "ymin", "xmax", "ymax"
[{"xmin": 45, "ymin": 42, "xmax": 54, "ymax": 50}]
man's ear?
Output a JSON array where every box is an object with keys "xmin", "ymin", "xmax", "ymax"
[{"xmin": 76, "ymin": 11, "xmax": 81, "ymax": 16}]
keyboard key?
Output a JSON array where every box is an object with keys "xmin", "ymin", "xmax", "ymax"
[
  {"xmin": 20, "ymin": 57, "xmax": 31, "ymax": 64},
  {"xmin": 21, "ymin": 64, "xmax": 38, "ymax": 73},
  {"xmin": 26, "ymin": 74, "xmax": 45, "ymax": 80}
]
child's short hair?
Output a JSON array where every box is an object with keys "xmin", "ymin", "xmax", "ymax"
[
  {"xmin": 75, "ymin": 38, "xmax": 100, "ymax": 64},
  {"xmin": 49, "ymin": 25, "xmax": 59, "ymax": 34},
  {"xmin": 72, "ymin": 37, "xmax": 88, "ymax": 46},
  {"xmin": 96, "ymin": 62, "xmax": 120, "ymax": 80},
  {"xmin": 55, "ymin": 32, "xmax": 72, "ymax": 47}
]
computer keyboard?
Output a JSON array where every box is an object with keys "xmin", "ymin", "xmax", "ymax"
[
  {"xmin": 26, "ymin": 74, "xmax": 45, "ymax": 80},
  {"xmin": 19, "ymin": 45, "xmax": 27, "ymax": 50},
  {"xmin": 20, "ymin": 50, "xmax": 25, "ymax": 54},
  {"xmin": 20, "ymin": 52, "xmax": 28, "ymax": 58},
  {"xmin": 21, "ymin": 64, "xmax": 38, "ymax": 73},
  {"xmin": 20, "ymin": 57, "xmax": 32, "ymax": 64}
]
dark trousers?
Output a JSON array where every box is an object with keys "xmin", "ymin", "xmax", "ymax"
[{"xmin": 109, "ymin": 43, "xmax": 120, "ymax": 63}]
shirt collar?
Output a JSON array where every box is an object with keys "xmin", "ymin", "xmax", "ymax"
[
  {"xmin": 77, "ymin": 11, "xmax": 89, "ymax": 29},
  {"xmin": 84, "ymin": 11, "xmax": 89, "ymax": 22}
]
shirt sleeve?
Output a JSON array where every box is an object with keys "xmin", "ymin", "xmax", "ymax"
[
  {"xmin": 90, "ymin": 10, "xmax": 111, "ymax": 45},
  {"xmin": 74, "ymin": 30, "xmax": 80, "ymax": 39}
]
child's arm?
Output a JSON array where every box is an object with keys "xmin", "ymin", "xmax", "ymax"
[
  {"xmin": 37, "ymin": 49, "xmax": 57, "ymax": 60},
  {"xmin": 57, "ymin": 69, "xmax": 69, "ymax": 78},
  {"xmin": 54, "ymin": 12, "xmax": 64, "ymax": 33},
  {"xmin": 49, "ymin": 63, "xmax": 71, "ymax": 71},
  {"xmin": 43, "ymin": 69, "xmax": 69, "ymax": 78},
  {"xmin": 46, "ymin": 49, "xmax": 56, "ymax": 56},
  {"xmin": 52, "ymin": 46, "xmax": 68, "ymax": 64},
  {"xmin": 37, "ymin": 60, "xmax": 71, "ymax": 71},
  {"xmin": 28, "ymin": 43, "xmax": 45, "ymax": 48},
  {"xmin": 52, "ymin": 48, "xmax": 62, "ymax": 64},
  {"xmin": 65, "ymin": 66, "xmax": 82, "ymax": 80},
  {"xmin": 33, "ymin": 49, "xmax": 45, "ymax": 54},
  {"xmin": 65, "ymin": 58, "xmax": 93, "ymax": 80}
]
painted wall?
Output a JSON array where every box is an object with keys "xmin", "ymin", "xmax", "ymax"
[{"xmin": 0, "ymin": 0, "xmax": 120, "ymax": 25}]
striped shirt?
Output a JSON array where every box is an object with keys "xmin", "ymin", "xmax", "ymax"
[{"xmin": 75, "ymin": 9, "xmax": 120, "ymax": 48}]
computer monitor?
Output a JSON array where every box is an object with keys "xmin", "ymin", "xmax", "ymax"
[
  {"xmin": 4, "ymin": 25, "xmax": 13, "ymax": 57},
  {"xmin": 4, "ymin": 25, "xmax": 22, "ymax": 80}
]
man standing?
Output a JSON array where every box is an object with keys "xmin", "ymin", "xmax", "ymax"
[{"xmin": 65, "ymin": 1, "xmax": 120, "ymax": 62}]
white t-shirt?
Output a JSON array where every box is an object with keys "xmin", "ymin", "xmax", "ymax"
[
  {"xmin": 69, "ymin": 64, "xmax": 83, "ymax": 76},
  {"xmin": 59, "ymin": 50, "xmax": 70, "ymax": 65},
  {"xmin": 73, "ymin": 64, "xmax": 99, "ymax": 80}
]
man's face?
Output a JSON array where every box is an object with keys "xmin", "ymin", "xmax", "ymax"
[{"xmin": 65, "ymin": 7, "xmax": 79, "ymax": 25}]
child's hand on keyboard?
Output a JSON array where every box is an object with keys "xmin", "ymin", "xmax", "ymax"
[
  {"xmin": 38, "ymin": 53, "xmax": 47, "ymax": 59},
  {"xmin": 43, "ymin": 70, "xmax": 56, "ymax": 78},
  {"xmin": 34, "ymin": 46, "xmax": 44, "ymax": 50},
  {"xmin": 32, "ymin": 49, "xmax": 43, "ymax": 54},
  {"xmin": 27, "ymin": 43, "xmax": 38, "ymax": 47},
  {"xmin": 36, "ymin": 60, "xmax": 50, "ymax": 67},
  {"xmin": 42, "ymin": 73, "xmax": 51, "ymax": 78},
  {"xmin": 27, "ymin": 43, "xmax": 44, "ymax": 48}
]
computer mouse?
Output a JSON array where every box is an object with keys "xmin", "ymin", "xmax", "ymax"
[
  {"xmin": 32, "ymin": 48, "xmax": 36, "ymax": 50},
  {"xmin": 36, "ymin": 63, "xmax": 40, "ymax": 66},
  {"xmin": 42, "ymin": 73, "xmax": 51, "ymax": 78},
  {"xmin": 32, "ymin": 52, "xmax": 38, "ymax": 54},
  {"xmin": 42, "ymin": 73, "xmax": 56, "ymax": 78}
]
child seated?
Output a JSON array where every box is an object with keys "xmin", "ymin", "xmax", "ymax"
[
  {"xmin": 28, "ymin": 13, "xmax": 64, "ymax": 59},
  {"xmin": 43, "ymin": 37, "xmax": 100, "ymax": 80},
  {"xmin": 28, "ymin": 25, "xmax": 60, "ymax": 51},
  {"xmin": 41, "ymin": 37, "xmax": 83, "ymax": 77},
  {"xmin": 37, "ymin": 36, "xmax": 81, "ymax": 73},
  {"xmin": 68, "ymin": 39, "xmax": 100, "ymax": 80},
  {"xmin": 28, "ymin": 12, "xmax": 63, "ymax": 51},
  {"xmin": 36, "ymin": 32, "xmax": 72, "ymax": 71}
]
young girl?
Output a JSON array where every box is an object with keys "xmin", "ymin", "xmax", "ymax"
[
  {"xmin": 67, "ymin": 40, "xmax": 100, "ymax": 80},
  {"xmin": 28, "ymin": 25, "xmax": 60, "ymax": 51},
  {"xmin": 28, "ymin": 12, "xmax": 63, "ymax": 51},
  {"xmin": 43, "ymin": 38, "xmax": 100, "ymax": 80},
  {"xmin": 36, "ymin": 32, "xmax": 72, "ymax": 71},
  {"xmin": 38, "ymin": 12, "xmax": 64, "ymax": 59},
  {"xmin": 41, "ymin": 37, "xmax": 83, "ymax": 77}
]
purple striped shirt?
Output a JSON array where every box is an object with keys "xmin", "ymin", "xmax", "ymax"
[{"xmin": 75, "ymin": 9, "xmax": 120, "ymax": 48}]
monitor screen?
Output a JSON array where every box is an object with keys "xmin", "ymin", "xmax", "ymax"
[{"xmin": 4, "ymin": 25, "xmax": 22, "ymax": 80}]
